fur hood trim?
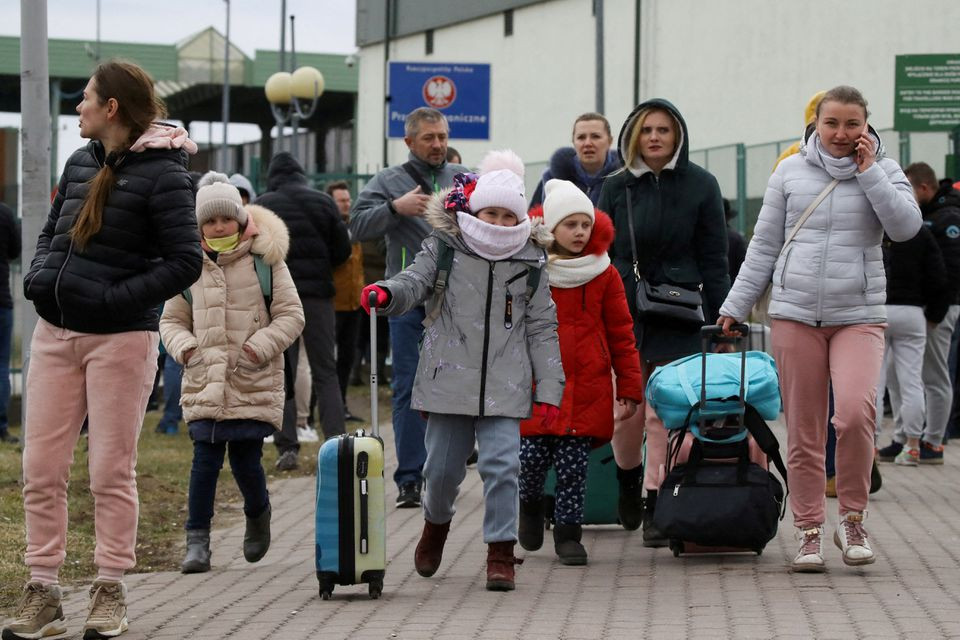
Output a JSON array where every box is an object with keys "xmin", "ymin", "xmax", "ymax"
[
  {"xmin": 246, "ymin": 204, "xmax": 290, "ymax": 265},
  {"xmin": 528, "ymin": 205, "xmax": 612, "ymax": 256},
  {"xmin": 425, "ymin": 189, "xmax": 553, "ymax": 247}
]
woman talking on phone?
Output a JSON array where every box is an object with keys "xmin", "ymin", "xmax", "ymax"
[{"xmin": 717, "ymin": 86, "xmax": 921, "ymax": 573}]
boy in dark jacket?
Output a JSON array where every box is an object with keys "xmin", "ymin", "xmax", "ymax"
[{"xmin": 255, "ymin": 153, "xmax": 351, "ymax": 470}]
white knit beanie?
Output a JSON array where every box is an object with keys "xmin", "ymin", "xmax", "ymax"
[
  {"xmin": 195, "ymin": 171, "xmax": 247, "ymax": 227},
  {"xmin": 468, "ymin": 150, "xmax": 528, "ymax": 221},
  {"xmin": 542, "ymin": 179, "xmax": 595, "ymax": 231}
]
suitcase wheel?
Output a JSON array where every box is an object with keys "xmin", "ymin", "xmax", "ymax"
[
  {"xmin": 318, "ymin": 574, "xmax": 336, "ymax": 600},
  {"xmin": 754, "ymin": 548, "xmax": 763, "ymax": 556},
  {"xmin": 368, "ymin": 578, "xmax": 383, "ymax": 599},
  {"xmin": 669, "ymin": 539, "xmax": 683, "ymax": 558}
]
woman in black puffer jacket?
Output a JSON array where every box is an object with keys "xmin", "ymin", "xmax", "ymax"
[
  {"xmin": 598, "ymin": 98, "xmax": 730, "ymax": 546},
  {"xmin": 6, "ymin": 61, "xmax": 202, "ymax": 640}
]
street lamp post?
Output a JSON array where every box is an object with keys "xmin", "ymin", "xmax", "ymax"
[{"xmin": 264, "ymin": 66, "xmax": 324, "ymax": 162}]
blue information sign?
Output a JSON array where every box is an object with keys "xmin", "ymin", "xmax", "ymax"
[{"xmin": 388, "ymin": 62, "xmax": 491, "ymax": 139}]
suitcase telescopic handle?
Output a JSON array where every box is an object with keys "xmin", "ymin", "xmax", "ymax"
[
  {"xmin": 698, "ymin": 323, "xmax": 749, "ymax": 422},
  {"xmin": 369, "ymin": 291, "xmax": 380, "ymax": 438}
]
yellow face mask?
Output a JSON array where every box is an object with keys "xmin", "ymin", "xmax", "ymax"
[{"xmin": 205, "ymin": 232, "xmax": 240, "ymax": 253}]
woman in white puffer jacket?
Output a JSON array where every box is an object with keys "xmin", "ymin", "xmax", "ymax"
[{"xmin": 718, "ymin": 86, "xmax": 921, "ymax": 574}]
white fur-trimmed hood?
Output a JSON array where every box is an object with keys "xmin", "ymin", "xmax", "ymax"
[
  {"xmin": 245, "ymin": 204, "xmax": 290, "ymax": 265},
  {"xmin": 424, "ymin": 189, "xmax": 553, "ymax": 247}
]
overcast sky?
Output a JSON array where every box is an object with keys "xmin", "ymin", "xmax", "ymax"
[{"xmin": 0, "ymin": 0, "xmax": 357, "ymax": 175}]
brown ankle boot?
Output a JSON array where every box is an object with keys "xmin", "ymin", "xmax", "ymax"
[
  {"xmin": 414, "ymin": 520, "xmax": 451, "ymax": 577},
  {"xmin": 486, "ymin": 541, "xmax": 523, "ymax": 591}
]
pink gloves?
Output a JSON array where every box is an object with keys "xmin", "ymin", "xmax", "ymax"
[{"xmin": 361, "ymin": 284, "xmax": 390, "ymax": 314}]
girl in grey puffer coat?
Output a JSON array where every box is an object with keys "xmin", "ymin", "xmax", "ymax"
[
  {"xmin": 719, "ymin": 87, "xmax": 922, "ymax": 574},
  {"xmin": 361, "ymin": 151, "xmax": 564, "ymax": 593}
]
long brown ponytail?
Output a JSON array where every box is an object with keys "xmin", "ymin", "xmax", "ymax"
[{"xmin": 72, "ymin": 61, "xmax": 167, "ymax": 250}]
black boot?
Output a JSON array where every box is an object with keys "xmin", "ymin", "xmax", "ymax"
[
  {"xmin": 642, "ymin": 490, "xmax": 667, "ymax": 548},
  {"xmin": 553, "ymin": 524, "xmax": 587, "ymax": 566},
  {"xmin": 518, "ymin": 499, "xmax": 545, "ymax": 551},
  {"xmin": 181, "ymin": 529, "xmax": 211, "ymax": 573},
  {"xmin": 616, "ymin": 464, "xmax": 643, "ymax": 531},
  {"xmin": 243, "ymin": 504, "xmax": 271, "ymax": 562}
]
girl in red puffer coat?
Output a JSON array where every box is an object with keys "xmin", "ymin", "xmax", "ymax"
[{"xmin": 518, "ymin": 179, "xmax": 645, "ymax": 565}]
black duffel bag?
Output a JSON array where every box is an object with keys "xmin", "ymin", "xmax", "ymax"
[{"xmin": 653, "ymin": 438, "xmax": 785, "ymax": 551}]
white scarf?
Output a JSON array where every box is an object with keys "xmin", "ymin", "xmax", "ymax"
[
  {"xmin": 546, "ymin": 252, "xmax": 611, "ymax": 288},
  {"xmin": 456, "ymin": 211, "xmax": 531, "ymax": 261},
  {"xmin": 812, "ymin": 133, "xmax": 859, "ymax": 180}
]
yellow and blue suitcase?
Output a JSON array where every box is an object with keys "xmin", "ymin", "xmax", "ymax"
[{"xmin": 315, "ymin": 294, "xmax": 386, "ymax": 599}]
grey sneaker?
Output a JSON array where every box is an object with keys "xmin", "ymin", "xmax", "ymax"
[
  {"xmin": 2, "ymin": 581, "xmax": 66, "ymax": 640},
  {"xmin": 82, "ymin": 580, "xmax": 128, "ymax": 639},
  {"xmin": 275, "ymin": 450, "xmax": 299, "ymax": 471}
]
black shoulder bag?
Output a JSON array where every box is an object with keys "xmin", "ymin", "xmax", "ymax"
[{"xmin": 625, "ymin": 187, "xmax": 705, "ymax": 328}]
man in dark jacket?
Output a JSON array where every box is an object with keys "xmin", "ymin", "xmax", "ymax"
[
  {"xmin": 256, "ymin": 152, "xmax": 351, "ymax": 470},
  {"xmin": 350, "ymin": 107, "xmax": 466, "ymax": 508},
  {"xmin": 896, "ymin": 162, "xmax": 960, "ymax": 463},
  {"xmin": 529, "ymin": 112, "xmax": 621, "ymax": 208},
  {"xmin": 0, "ymin": 202, "xmax": 19, "ymax": 443}
]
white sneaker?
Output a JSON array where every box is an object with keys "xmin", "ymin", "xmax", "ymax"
[
  {"xmin": 791, "ymin": 526, "xmax": 826, "ymax": 572},
  {"xmin": 263, "ymin": 434, "xmax": 274, "ymax": 444},
  {"xmin": 297, "ymin": 426, "xmax": 320, "ymax": 442},
  {"xmin": 834, "ymin": 512, "xmax": 875, "ymax": 566}
]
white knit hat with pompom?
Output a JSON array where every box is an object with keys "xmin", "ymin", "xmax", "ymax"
[{"xmin": 468, "ymin": 149, "xmax": 528, "ymax": 221}]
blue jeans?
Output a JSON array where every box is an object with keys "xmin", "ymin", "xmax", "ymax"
[
  {"xmin": 186, "ymin": 439, "xmax": 269, "ymax": 530},
  {"xmin": 157, "ymin": 355, "xmax": 183, "ymax": 433},
  {"xmin": 388, "ymin": 307, "xmax": 428, "ymax": 488},
  {"xmin": 0, "ymin": 306, "xmax": 11, "ymax": 432},
  {"xmin": 423, "ymin": 413, "xmax": 520, "ymax": 543}
]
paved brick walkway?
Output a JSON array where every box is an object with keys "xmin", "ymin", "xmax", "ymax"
[{"xmin": 14, "ymin": 417, "xmax": 960, "ymax": 639}]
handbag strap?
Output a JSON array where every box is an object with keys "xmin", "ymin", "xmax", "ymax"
[
  {"xmin": 625, "ymin": 187, "xmax": 642, "ymax": 280},
  {"xmin": 779, "ymin": 179, "xmax": 838, "ymax": 257}
]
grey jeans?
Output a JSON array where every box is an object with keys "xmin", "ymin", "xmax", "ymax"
[
  {"xmin": 879, "ymin": 305, "xmax": 927, "ymax": 440},
  {"xmin": 891, "ymin": 305, "xmax": 960, "ymax": 445},
  {"xmin": 276, "ymin": 297, "xmax": 345, "ymax": 453},
  {"xmin": 422, "ymin": 413, "xmax": 520, "ymax": 543}
]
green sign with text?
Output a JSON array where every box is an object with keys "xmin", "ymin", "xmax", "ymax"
[{"xmin": 894, "ymin": 54, "xmax": 960, "ymax": 131}]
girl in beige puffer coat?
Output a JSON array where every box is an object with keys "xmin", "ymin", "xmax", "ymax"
[{"xmin": 160, "ymin": 172, "xmax": 304, "ymax": 574}]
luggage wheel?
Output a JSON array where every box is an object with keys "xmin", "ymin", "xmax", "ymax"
[
  {"xmin": 754, "ymin": 548, "xmax": 763, "ymax": 556},
  {"xmin": 368, "ymin": 578, "xmax": 383, "ymax": 599},
  {"xmin": 669, "ymin": 539, "xmax": 684, "ymax": 557},
  {"xmin": 318, "ymin": 575, "xmax": 335, "ymax": 600}
]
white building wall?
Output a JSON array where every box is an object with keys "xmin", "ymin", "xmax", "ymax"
[{"xmin": 356, "ymin": 0, "xmax": 959, "ymax": 179}]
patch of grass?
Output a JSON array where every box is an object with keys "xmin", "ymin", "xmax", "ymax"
[{"xmin": 0, "ymin": 382, "xmax": 391, "ymax": 615}]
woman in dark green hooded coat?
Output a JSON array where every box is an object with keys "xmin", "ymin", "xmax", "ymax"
[{"xmin": 598, "ymin": 98, "xmax": 729, "ymax": 546}]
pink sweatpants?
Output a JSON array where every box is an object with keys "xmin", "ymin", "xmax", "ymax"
[
  {"xmin": 771, "ymin": 319, "xmax": 884, "ymax": 527},
  {"xmin": 612, "ymin": 361, "xmax": 667, "ymax": 491},
  {"xmin": 23, "ymin": 319, "xmax": 159, "ymax": 573}
]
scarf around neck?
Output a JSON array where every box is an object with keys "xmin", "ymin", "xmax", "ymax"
[
  {"xmin": 547, "ymin": 252, "xmax": 611, "ymax": 288},
  {"xmin": 456, "ymin": 211, "xmax": 531, "ymax": 261},
  {"xmin": 812, "ymin": 133, "xmax": 859, "ymax": 180}
]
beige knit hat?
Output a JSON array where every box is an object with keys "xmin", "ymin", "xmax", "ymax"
[
  {"xmin": 195, "ymin": 171, "xmax": 247, "ymax": 227},
  {"xmin": 542, "ymin": 179, "xmax": 595, "ymax": 231}
]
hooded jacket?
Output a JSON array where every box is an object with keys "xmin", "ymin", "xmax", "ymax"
[
  {"xmin": 255, "ymin": 153, "xmax": 351, "ymax": 299},
  {"xmin": 24, "ymin": 128, "xmax": 203, "ymax": 333},
  {"xmin": 882, "ymin": 225, "xmax": 948, "ymax": 323},
  {"xmin": 529, "ymin": 148, "xmax": 622, "ymax": 208},
  {"xmin": 719, "ymin": 127, "xmax": 922, "ymax": 326},
  {"xmin": 160, "ymin": 205, "xmax": 305, "ymax": 430},
  {"xmin": 520, "ymin": 210, "xmax": 644, "ymax": 441},
  {"xmin": 598, "ymin": 98, "xmax": 730, "ymax": 363},
  {"xmin": 375, "ymin": 197, "xmax": 564, "ymax": 418},
  {"xmin": 920, "ymin": 184, "xmax": 960, "ymax": 307},
  {"xmin": 350, "ymin": 152, "xmax": 467, "ymax": 279}
]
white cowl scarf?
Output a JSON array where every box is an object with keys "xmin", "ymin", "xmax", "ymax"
[
  {"xmin": 546, "ymin": 252, "xmax": 611, "ymax": 289},
  {"xmin": 456, "ymin": 211, "xmax": 531, "ymax": 261}
]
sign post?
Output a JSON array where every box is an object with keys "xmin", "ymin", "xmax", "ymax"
[{"xmin": 388, "ymin": 62, "xmax": 491, "ymax": 139}]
